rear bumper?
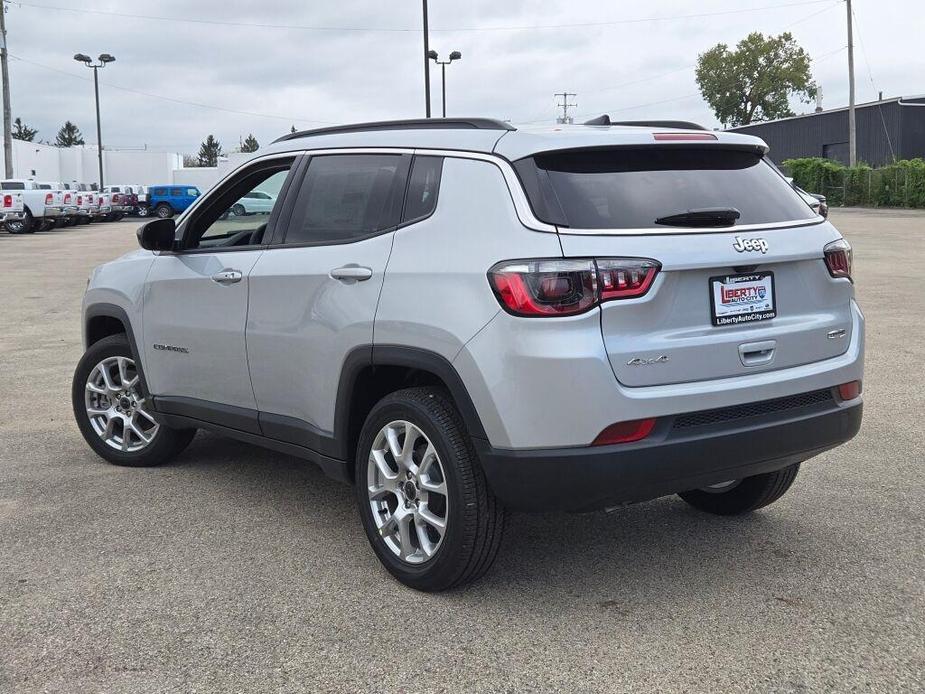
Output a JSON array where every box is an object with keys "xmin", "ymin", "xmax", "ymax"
[
  {"xmin": 2, "ymin": 211, "xmax": 24, "ymax": 221},
  {"xmin": 475, "ymin": 395, "xmax": 862, "ymax": 512},
  {"xmin": 43, "ymin": 207, "xmax": 63, "ymax": 217}
]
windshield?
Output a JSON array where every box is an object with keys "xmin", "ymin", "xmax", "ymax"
[{"xmin": 514, "ymin": 147, "xmax": 816, "ymax": 229}]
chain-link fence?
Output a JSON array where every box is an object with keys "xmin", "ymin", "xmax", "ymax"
[{"xmin": 782, "ymin": 157, "xmax": 925, "ymax": 208}]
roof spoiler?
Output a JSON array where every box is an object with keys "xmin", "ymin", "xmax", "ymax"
[{"xmin": 583, "ymin": 115, "xmax": 708, "ymax": 131}]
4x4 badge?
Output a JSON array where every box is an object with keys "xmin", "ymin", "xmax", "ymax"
[
  {"xmin": 733, "ymin": 236, "xmax": 769, "ymax": 254},
  {"xmin": 626, "ymin": 355, "xmax": 669, "ymax": 366}
]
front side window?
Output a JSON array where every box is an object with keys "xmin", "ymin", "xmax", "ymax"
[
  {"xmin": 170, "ymin": 188, "xmax": 183, "ymax": 197},
  {"xmin": 187, "ymin": 188, "xmax": 199, "ymax": 197},
  {"xmin": 183, "ymin": 160, "xmax": 294, "ymax": 250},
  {"xmin": 514, "ymin": 147, "xmax": 817, "ymax": 229},
  {"xmin": 284, "ymin": 154, "xmax": 409, "ymax": 245}
]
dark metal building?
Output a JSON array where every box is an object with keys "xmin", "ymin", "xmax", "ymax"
[{"xmin": 728, "ymin": 95, "xmax": 925, "ymax": 166}]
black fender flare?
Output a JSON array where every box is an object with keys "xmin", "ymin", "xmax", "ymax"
[
  {"xmin": 83, "ymin": 302, "xmax": 150, "ymax": 395},
  {"xmin": 333, "ymin": 344, "xmax": 489, "ymax": 461}
]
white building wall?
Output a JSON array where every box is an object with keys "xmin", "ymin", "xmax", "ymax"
[{"xmin": 8, "ymin": 140, "xmax": 250, "ymax": 191}]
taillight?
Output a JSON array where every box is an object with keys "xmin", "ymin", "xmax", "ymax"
[
  {"xmin": 3, "ymin": 194, "xmax": 11, "ymax": 208},
  {"xmin": 64, "ymin": 193, "xmax": 72, "ymax": 203},
  {"xmin": 592, "ymin": 418, "xmax": 657, "ymax": 445},
  {"xmin": 112, "ymin": 193, "xmax": 120, "ymax": 203},
  {"xmin": 77, "ymin": 195, "xmax": 83, "ymax": 205},
  {"xmin": 45, "ymin": 193, "xmax": 53, "ymax": 205},
  {"xmin": 837, "ymin": 380, "xmax": 862, "ymax": 401},
  {"xmin": 488, "ymin": 258, "xmax": 660, "ymax": 317},
  {"xmin": 824, "ymin": 239, "xmax": 852, "ymax": 281}
]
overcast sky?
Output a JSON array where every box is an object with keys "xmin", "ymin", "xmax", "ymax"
[{"xmin": 7, "ymin": 0, "xmax": 923, "ymax": 154}]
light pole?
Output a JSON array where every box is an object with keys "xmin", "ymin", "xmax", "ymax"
[
  {"xmin": 73, "ymin": 52, "xmax": 115, "ymax": 188},
  {"xmin": 427, "ymin": 50, "xmax": 462, "ymax": 118}
]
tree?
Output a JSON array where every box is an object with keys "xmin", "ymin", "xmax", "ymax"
[
  {"xmin": 240, "ymin": 133, "xmax": 259, "ymax": 153},
  {"xmin": 197, "ymin": 134, "xmax": 223, "ymax": 167},
  {"xmin": 55, "ymin": 121, "xmax": 86, "ymax": 147},
  {"xmin": 12, "ymin": 117, "xmax": 38, "ymax": 142},
  {"xmin": 182, "ymin": 154, "xmax": 200, "ymax": 168},
  {"xmin": 695, "ymin": 32, "xmax": 816, "ymax": 127}
]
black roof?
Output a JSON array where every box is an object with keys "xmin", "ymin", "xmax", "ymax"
[{"xmin": 274, "ymin": 118, "xmax": 516, "ymax": 144}]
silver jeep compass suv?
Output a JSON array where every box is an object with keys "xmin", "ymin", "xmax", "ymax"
[{"xmin": 72, "ymin": 118, "xmax": 864, "ymax": 591}]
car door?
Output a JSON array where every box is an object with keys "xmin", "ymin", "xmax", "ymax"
[
  {"xmin": 246, "ymin": 151, "xmax": 412, "ymax": 454},
  {"xmin": 142, "ymin": 156, "xmax": 299, "ymax": 430}
]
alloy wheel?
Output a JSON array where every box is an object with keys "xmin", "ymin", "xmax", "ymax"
[
  {"xmin": 367, "ymin": 420, "xmax": 449, "ymax": 564},
  {"xmin": 84, "ymin": 355, "xmax": 159, "ymax": 452}
]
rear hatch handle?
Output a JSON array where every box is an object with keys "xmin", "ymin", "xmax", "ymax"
[{"xmin": 739, "ymin": 340, "xmax": 776, "ymax": 367}]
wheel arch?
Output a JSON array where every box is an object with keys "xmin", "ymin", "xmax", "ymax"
[
  {"xmin": 334, "ymin": 345, "xmax": 489, "ymax": 475},
  {"xmin": 83, "ymin": 303, "xmax": 149, "ymax": 394}
]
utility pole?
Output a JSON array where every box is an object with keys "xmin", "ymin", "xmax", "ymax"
[
  {"xmin": 846, "ymin": 0, "xmax": 857, "ymax": 166},
  {"xmin": 555, "ymin": 92, "xmax": 577, "ymax": 124},
  {"xmin": 0, "ymin": 0, "xmax": 14, "ymax": 178},
  {"xmin": 422, "ymin": 0, "xmax": 432, "ymax": 118}
]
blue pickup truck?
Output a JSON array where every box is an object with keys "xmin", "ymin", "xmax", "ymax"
[{"xmin": 149, "ymin": 185, "xmax": 201, "ymax": 218}]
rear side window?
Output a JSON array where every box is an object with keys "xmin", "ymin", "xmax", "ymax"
[
  {"xmin": 154, "ymin": 188, "xmax": 166, "ymax": 196},
  {"xmin": 1, "ymin": 181, "xmax": 24, "ymax": 190},
  {"xmin": 284, "ymin": 154, "xmax": 409, "ymax": 245},
  {"xmin": 402, "ymin": 156, "xmax": 443, "ymax": 223},
  {"xmin": 514, "ymin": 147, "xmax": 816, "ymax": 229}
]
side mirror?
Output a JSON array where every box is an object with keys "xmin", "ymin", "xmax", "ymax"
[{"xmin": 137, "ymin": 218, "xmax": 176, "ymax": 251}]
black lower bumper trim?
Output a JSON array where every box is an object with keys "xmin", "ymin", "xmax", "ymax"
[{"xmin": 474, "ymin": 401, "xmax": 862, "ymax": 512}]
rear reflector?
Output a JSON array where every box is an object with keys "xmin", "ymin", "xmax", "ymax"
[
  {"xmin": 592, "ymin": 418, "xmax": 657, "ymax": 445},
  {"xmin": 653, "ymin": 132, "xmax": 717, "ymax": 141},
  {"xmin": 837, "ymin": 381, "xmax": 862, "ymax": 401}
]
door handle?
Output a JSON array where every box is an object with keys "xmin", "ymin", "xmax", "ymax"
[
  {"xmin": 211, "ymin": 269, "xmax": 243, "ymax": 284},
  {"xmin": 738, "ymin": 340, "xmax": 776, "ymax": 367},
  {"xmin": 330, "ymin": 265, "xmax": 373, "ymax": 283}
]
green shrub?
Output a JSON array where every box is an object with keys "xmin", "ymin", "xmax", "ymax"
[{"xmin": 782, "ymin": 157, "xmax": 925, "ymax": 208}]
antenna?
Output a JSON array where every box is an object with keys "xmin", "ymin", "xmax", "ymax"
[{"xmin": 554, "ymin": 92, "xmax": 577, "ymax": 124}]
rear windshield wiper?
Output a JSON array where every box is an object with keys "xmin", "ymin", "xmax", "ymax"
[{"xmin": 654, "ymin": 207, "xmax": 741, "ymax": 228}]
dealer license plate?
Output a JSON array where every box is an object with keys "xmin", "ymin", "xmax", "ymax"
[{"xmin": 709, "ymin": 272, "xmax": 776, "ymax": 326}]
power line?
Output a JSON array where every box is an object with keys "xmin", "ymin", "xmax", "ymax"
[
  {"xmin": 850, "ymin": 5, "xmax": 896, "ymax": 160},
  {"xmin": 7, "ymin": 53, "xmax": 336, "ymax": 125},
  {"xmin": 11, "ymin": 0, "xmax": 836, "ymax": 33}
]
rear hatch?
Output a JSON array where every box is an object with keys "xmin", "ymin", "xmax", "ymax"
[{"xmin": 514, "ymin": 143, "xmax": 854, "ymax": 387}]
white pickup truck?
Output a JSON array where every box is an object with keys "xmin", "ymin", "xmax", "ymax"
[
  {"xmin": 1, "ymin": 189, "xmax": 25, "ymax": 230},
  {"xmin": 0, "ymin": 179, "xmax": 67, "ymax": 233},
  {"xmin": 57, "ymin": 182, "xmax": 99, "ymax": 225}
]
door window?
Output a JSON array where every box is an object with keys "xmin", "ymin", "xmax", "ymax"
[
  {"xmin": 183, "ymin": 159, "xmax": 294, "ymax": 250},
  {"xmin": 283, "ymin": 154, "xmax": 410, "ymax": 245}
]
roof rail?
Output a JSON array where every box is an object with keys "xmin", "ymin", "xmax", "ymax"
[
  {"xmin": 273, "ymin": 118, "xmax": 516, "ymax": 144},
  {"xmin": 583, "ymin": 115, "xmax": 708, "ymax": 131}
]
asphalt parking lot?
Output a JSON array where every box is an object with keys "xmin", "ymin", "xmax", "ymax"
[{"xmin": 1, "ymin": 209, "xmax": 923, "ymax": 693}]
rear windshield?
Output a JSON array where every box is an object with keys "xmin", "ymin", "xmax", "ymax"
[
  {"xmin": 514, "ymin": 147, "xmax": 816, "ymax": 229},
  {"xmin": 1, "ymin": 181, "xmax": 24, "ymax": 190}
]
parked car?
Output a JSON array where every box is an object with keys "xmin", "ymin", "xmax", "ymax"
[
  {"xmin": 148, "ymin": 185, "xmax": 201, "ymax": 218},
  {"xmin": 1, "ymin": 189, "xmax": 25, "ymax": 229},
  {"xmin": 94, "ymin": 192, "xmax": 113, "ymax": 220},
  {"xmin": 233, "ymin": 190, "xmax": 277, "ymax": 215},
  {"xmin": 73, "ymin": 118, "xmax": 863, "ymax": 591},
  {"xmin": 102, "ymin": 185, "xmax": 136, "ymax": 220},
  {"xmin": 55, "ymin": 182, "xmax": 95, "ymax": 225},
  {"xmin": 785, "ymin": 177, "xmax": 829, "ymax": 218},
  {"xmin": 0, "ymin": 179, "xmax": 66, "ymax": 233},
  {"xmin": 36, "ymin": 182, "xmax": 78, "ymax": 228},
  {"xmin": 127, "ymin": 185, "xmax": 150, "ymax": 216}
]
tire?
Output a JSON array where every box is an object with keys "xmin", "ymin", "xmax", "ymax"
[
  {"xmin": 678, "ymin": 463, "xmax": 801, "ymax": 516},
  {"xmin": 231, "ymin": 203, "xmax": 245, "ymax": 217},
  {"xmin": 72, "ymin": 334, "xmax": 196, "ymax": 467},
  {"xmin": 39, "ymin": 219, "xmax": 55, "ymax": 231},
  {"xmin": 136, "ymin": 205, "xmax": 150, "ymax": 218},
  {"xmin": 355, "ymin": 387, "xmax": 505, "ymax": 592},
  {"xmin": 5, "ymin": 208, "xmax": 32, "ymax": 234},
  {"xmin": 154, "ymin": 204, "xmax": 173, "ymax": 219}
]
